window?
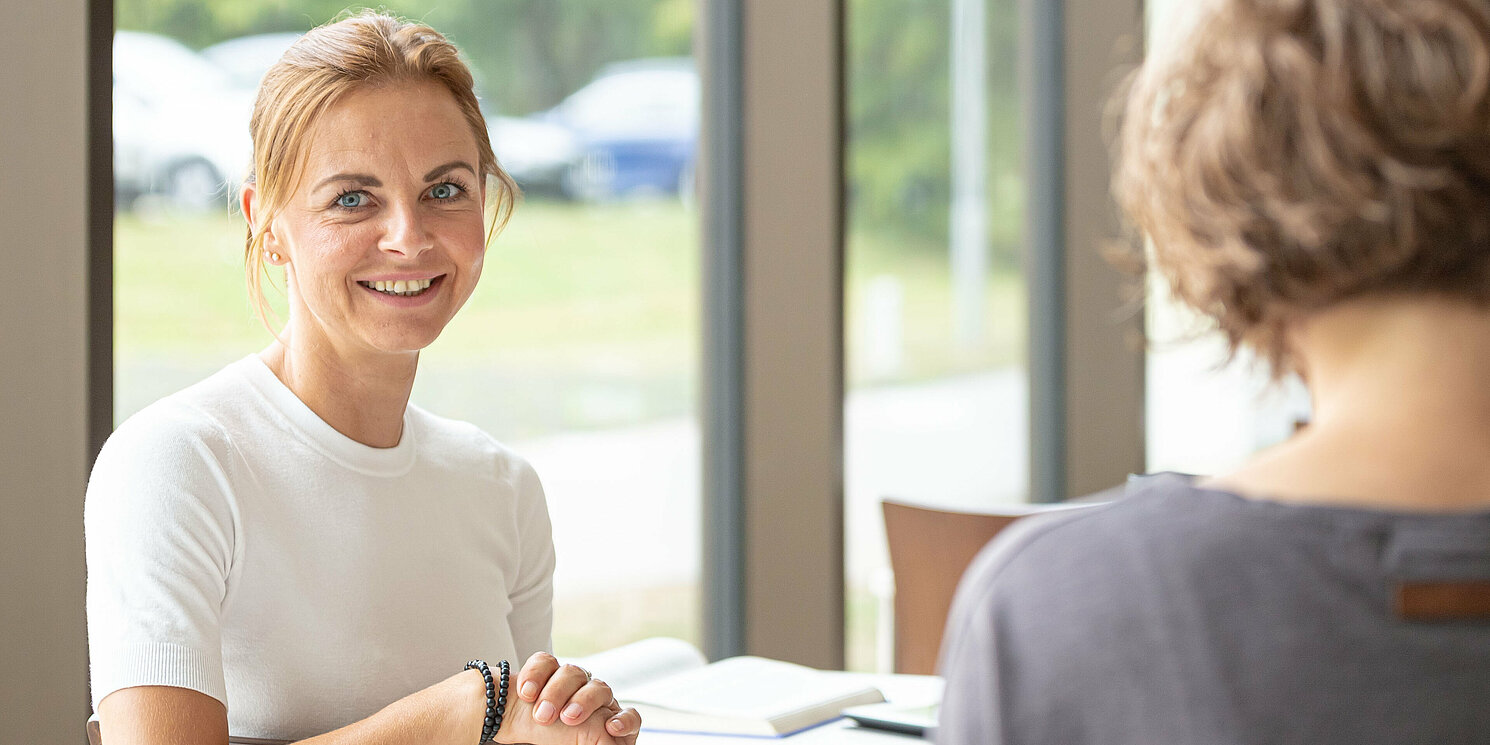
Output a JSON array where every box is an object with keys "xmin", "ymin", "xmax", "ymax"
[
  {"xmin": 843, "ymin": 0, "xmax": 1026, "ymax": 671},
  {"xmin": 1142, "ymin": 0, "xmax": 1310, "ymax": 478},
  {"xmin": 112, "ymin": 0, "xmax": 701, "ymax": 657}
]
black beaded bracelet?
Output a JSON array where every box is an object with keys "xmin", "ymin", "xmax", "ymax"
[{"xmin": 465, "ymin": 659, "xmax": 509, "ymax": 744}]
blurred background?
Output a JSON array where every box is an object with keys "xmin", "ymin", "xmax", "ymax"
[
  {"xmin": 113, "ymin": 0, "xmax": 1304, "ymax": 670},
  {"xmin": 112, "ymin": 0, "xmax": 1028, "ymax": 670}
]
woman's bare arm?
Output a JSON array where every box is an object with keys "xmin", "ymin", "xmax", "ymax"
[
  {"xmin": 98, "ymin": 670, "xmax": 485, "ymax": 745},
  {"xmin": 97, "ymin": 666, "xmax": 637, "ymax": 745}
]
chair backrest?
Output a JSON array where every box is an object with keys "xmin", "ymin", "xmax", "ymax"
[{"xmin": 881, "ymin": 498, "xmax": 1094, "ymax": 675}]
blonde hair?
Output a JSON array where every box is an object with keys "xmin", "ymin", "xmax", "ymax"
[
  {"xmin": 1114, "ymin": 0, "xmax": 1490, "ymax": 372},
  {"xmin": 243, "ymin": 10, "xmax": 520, "ymax": 329}
]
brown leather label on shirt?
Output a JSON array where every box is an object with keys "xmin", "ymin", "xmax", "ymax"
[{"xmin": 1395, "ymin": 581, "xmax": 1490, "ymax": 621}]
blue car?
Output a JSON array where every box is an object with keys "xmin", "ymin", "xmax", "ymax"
[{"xmin": 546, "ymin": 58, "xmax": 698, "ymax": 201}]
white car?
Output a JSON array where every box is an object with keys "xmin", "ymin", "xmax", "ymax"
[
  {"xmin": 114, "ymin": 31, "xmax": 254, "ymax": 211},
  {"xmin": 201, "ymin": 31, "xmax": 304, "ymax": 89},
  {"xmin": 486, "ymin": 114, "xmax": 580, "ymax": 198}
]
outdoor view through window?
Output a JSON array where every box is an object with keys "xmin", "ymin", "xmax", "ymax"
[
  {"xmin": 1142, "ymin": 0, "xmax": 1313, "ymax": 477},
  {"xmin": 113, "ymin": 0, "xmax": 1033, "ymax": 668},
  {"xmin": 843, "ymin": 0, "xmax": 1027, "ymax": 671},
  {"xmin": 112, "ymin": 0, "xmax": 701, "ymax": 656}
]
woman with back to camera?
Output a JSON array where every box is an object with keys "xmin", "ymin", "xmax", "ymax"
[
  {"xmin": 938, "ymin": 0, "xmax": 1490, "ymax": 742},
  {"xmin": 86, "ymin": 12, "xmax": 643, "ymax": 745}
]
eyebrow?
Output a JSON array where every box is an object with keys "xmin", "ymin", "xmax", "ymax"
[
  {"xmin": 313, "ymin": 173, "xmax": 382, "ymax": 192},
  {"xmin": 310, "ymin": 161, "xmax": 476, "ymax": 192},
  {"xmin": 423, "ymin": 160, "xmax": 477, "ymax": 182}
]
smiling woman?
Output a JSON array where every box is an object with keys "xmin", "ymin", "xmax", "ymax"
[
  {"xmin": 247, "ymin": 80, "xmax": 492, "ymax": 392},
  {"xmin": 86, "ymin": 11, "xmax": 642, "ymax": 745}
]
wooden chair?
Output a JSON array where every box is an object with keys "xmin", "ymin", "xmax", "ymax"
[{"xmin": 881, "ymin": 498, "xmax": 1097, "ymax": 675}]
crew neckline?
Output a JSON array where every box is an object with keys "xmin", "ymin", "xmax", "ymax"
[
  {"xmin": 1138, "ymin": 472, "xmax": 1490, "ymax": 522},
  {"xmin": 233, "ymin": 354, "xmax": 418, "ymax": 477}
]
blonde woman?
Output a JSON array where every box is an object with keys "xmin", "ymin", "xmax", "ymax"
[
  {"xmin": 938, "ymin": 0, "xmax": 1490, "ymax": 742},
  {"xmin": 86, "ymin": 12, "xmax": 641, "ymax": 745}
]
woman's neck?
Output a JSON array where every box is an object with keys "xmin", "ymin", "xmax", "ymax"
[
  {"xmin": 1211, "ymin": 295, "xmax": 1490, "ymax": 511},
  {"xmin": 259, "ymin": 335, "xmax": 418, "ymax": 449}
]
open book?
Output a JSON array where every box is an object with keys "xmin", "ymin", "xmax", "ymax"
[
  {"xmin": 88, "ymin": 639, "xmax": 880, "ymax": 743},
  {"xmin": 573, "ymin": 637, "xmax": 886, "ymax": 737}
]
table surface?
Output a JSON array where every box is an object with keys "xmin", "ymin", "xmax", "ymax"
[{"xmin": 638, "ymin": 671, "xmax": 942, "ymax": 743}]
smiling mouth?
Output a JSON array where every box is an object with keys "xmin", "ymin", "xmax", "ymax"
[{"xmin": 357, "ymin": 277, "xmax": 440, "ymax": 297}]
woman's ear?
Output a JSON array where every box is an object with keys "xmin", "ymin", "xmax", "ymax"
[
  {"xmin": 241, "ymin": 182, "xmax": 259, "ymax": 231},
  {"xmin": 242, "ymin": 183, "xmax": 285, "ymax": 264}
]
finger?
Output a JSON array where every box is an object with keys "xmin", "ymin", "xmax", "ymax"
[
  {"xmin": 532, "ymin": 664, "xmax": 594, "ymax": 725},
  {"xmin": 605, "ymin": 707, "xmax": 643, "ymax": 738},
  {"xmin": 515, "ymin": 652, "xmax": 560, "ymax": 703},
  {"xmin": 554, "ymin": 677, "xmax": 619, "ymax": 726}
]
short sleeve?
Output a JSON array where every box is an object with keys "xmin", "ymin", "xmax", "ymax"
[
  {"xmin": 85, "ymin": 404, "xmax": 238, "ymax": 710},
  {"xmin": 505, "ymin": 456, "xmax": 556, "ymax": 660},
  {"xmin": 935, "ymin": 531, "xmax": 1019, "ymax": 745}
]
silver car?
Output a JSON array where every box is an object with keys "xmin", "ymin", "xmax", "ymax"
[{"xmin": 114, "ymin": 31, "xmax": 253, "ymax": 211}]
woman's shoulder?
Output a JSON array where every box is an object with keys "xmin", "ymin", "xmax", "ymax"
[
  {"xmin": 959, "ymin": 474, "xmax": 1280, "ymax": 598},
  {"xmin": 405, "ymin": 403, "xmax": 541, "ymax": 484},
  {"xmin": 105, "ymin": 359, "xmax": 259, "ymax": 450},
  {"xmin": 92, "ymin": 359, "xmax": 268, "ymax": 487},
  {"xmin": 85, "ymin": 365, "xmax": 259, "ymax": 540}
]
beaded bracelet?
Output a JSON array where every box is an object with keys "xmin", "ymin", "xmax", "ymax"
[{"xmin": 465, "ymin": 659, "xmax": 509, "ymax": 744}]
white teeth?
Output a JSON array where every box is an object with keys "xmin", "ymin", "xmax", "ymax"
[{"xmin": 362, "ymin": 278, "xmax": 436, "ymax": 297}]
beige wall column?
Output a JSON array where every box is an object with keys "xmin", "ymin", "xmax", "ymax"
[
  {"xmin": 1060, "ymin": 0, "xmax": 1138, "ymax": 500},
  {"xmin": 1027, "ymin": 0, "xmax": 1146, "ymax": 501},
  {"xmin": 739, "ymin": 0, "xmax": 845, "ymax": 668},
  {"xmin": 0, "ymin": 0, "xmax": 96, "ymax": 737},
  {"xmin": 1064, "ymin": 0, "xmax": 1145, "ymax": 497}
]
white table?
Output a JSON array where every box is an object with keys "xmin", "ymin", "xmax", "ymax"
[{"xmin": 638, "ymin": 672, "xmax": 942, "ymax": 743}]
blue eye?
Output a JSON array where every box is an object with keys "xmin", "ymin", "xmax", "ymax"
[
  {"xmin": 430, "ymin": 183, "xmax": 462, "ymax": 200},
  {"xmin": 336, "ymin": 191, "xmax": 366, "ymax": 209}
]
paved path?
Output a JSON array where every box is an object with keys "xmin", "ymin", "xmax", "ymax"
[
  {"xmin": 516, "ymin": 369, "xmax": 1028, "ymax": 596},
  {"xmin": 522, "ymin": 348, "xmax": 1308, "ymax": 599}
]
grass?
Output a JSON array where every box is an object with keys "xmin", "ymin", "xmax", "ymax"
[
  {"xmin": 115, "ymin": 197, "xmax": 1022, "ymax": 665},
  {"xmin": 116, "ymin": 199, "xmax": 1024, "ymax": 433}
]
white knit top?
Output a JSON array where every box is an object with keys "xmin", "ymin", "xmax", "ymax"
[{"xmin": 85, "ymin": 355, "xmax": 555, "ymax": 740}]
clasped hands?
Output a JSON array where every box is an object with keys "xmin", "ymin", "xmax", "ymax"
[{"xmin": 490, "ymin": 652, "xmax": 641, "ymax": 745}]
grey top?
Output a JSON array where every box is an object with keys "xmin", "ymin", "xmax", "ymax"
[{"xmin": 936, "ymin": 473, "xmax": 1490, "ymax": 745}]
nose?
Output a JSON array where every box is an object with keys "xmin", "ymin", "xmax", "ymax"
[{"xmin": 379, "ymin": 201, "xmax": 434, "ymax": 259}]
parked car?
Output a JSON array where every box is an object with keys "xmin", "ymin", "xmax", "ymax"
[
  {"xmin": 200, "ymin": 31, "xmax": 303, "ymax": 89},
  {"xmin": 486, "ymin": 114, "xmax": 581, "ymax": 198},
  {"xmin": 201, "ymin": 30, "xmax": 579, "ymax": 199},
  {"xmin": 544, "ymin": 58, "xmax": 699, "ymax": 201},
  {"xmin": 113, "ymin": 31, "xmax": 254, "ymax": 211}
]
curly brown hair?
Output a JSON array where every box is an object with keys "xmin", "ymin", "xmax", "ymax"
[{"xmin": 1115, "ymin": 0, "xmax": 1490, "ymax": 372}]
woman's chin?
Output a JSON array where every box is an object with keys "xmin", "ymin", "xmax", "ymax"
[{"xmin": 361, "ymin": 327, "xmax": 446, "ymax": 356}]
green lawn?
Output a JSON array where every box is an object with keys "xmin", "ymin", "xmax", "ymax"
[
  {"xmin": 115, "ymin": 198, "xmax": 1024, "ymax": 667},
  {"xmin": 115, "ymin": 199, "xmax": 1024, "ymax": 435}
]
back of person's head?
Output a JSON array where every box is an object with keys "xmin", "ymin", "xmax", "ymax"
[
  {"xmin": 242, "ymin": 10, "xmax": 518, "ymax": 327},
  {"xmin": 1116, "ymin": 0, "xmax": 1490, "ymax": 371}
]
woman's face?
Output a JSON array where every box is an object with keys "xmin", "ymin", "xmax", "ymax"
[{"xmin": 261, "ymin": 79, "xmax": 488, "ymax": 359}]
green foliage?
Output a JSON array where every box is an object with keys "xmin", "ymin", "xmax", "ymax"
[
  {"xmin": 115, "ymin": 0, "xmax": 692, "ymax": 115},
  {"xmin": 846, "ymin": 0, "xmax": 1023, "ymax": 261},
  {"xmin": 116, "ymin": 0, "xmax": 1027, "ymax": 256}
]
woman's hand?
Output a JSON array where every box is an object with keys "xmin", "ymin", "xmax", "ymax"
[{"xmin": 505, "ymin": 652, "xmax": 641, "ymax": 740}]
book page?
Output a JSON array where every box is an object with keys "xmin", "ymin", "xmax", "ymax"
[
  {"xmin": 568, "ymin": 637, "xmax": 708, "ymax": 691},
  {"xmin": 624, "ymin": 656, "xmax": 882, "ymax": 719}
]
